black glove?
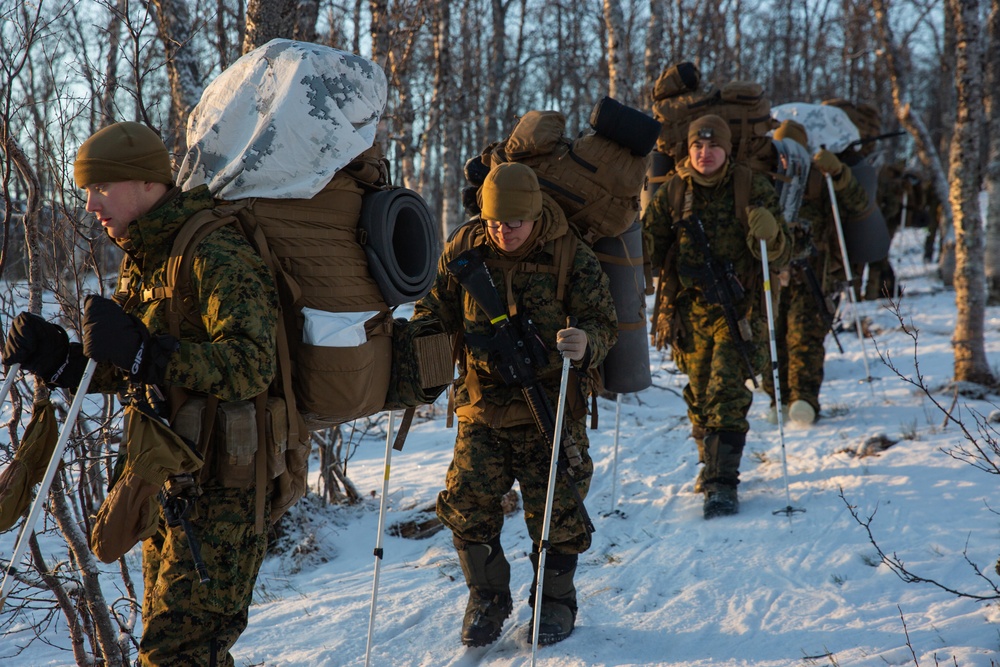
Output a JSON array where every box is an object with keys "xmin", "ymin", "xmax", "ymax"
[
  {"xmin": 2, "ymin": 312, "xmax": 87, "ymax": 388},
  {"xmin": 82, "ymin": 295, "xmax": 178, "ymax": 386}
]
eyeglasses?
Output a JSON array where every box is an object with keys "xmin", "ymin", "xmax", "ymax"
[{"xmin": 485, "ymin": 220, "xmax": 526, "ymax": 229}]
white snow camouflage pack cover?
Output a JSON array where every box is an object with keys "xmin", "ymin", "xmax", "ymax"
[
  {"xmin": 177, "ymin": 38, "xmax": 388, "ymax": 200},
  {"xmin": 771, "ymin": 102, "xmax": 861, "ymax": 154}
]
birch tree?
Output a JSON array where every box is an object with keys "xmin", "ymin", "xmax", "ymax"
[
  {"xmin": 603, "ymin": 0, "xmax": 627, "ymax": 100},
  {"xmin": 947, "ymin": 0, "xmax": 993, "ymax": 386},
  {"xmin": 983, "ymin": 0, "xmax": 1000, "ymax": 301}
]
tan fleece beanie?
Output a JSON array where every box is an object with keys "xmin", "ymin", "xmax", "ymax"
[
  {"xmin": 478, "ymin": 162, "xmax": 543, "ymax": 222},
  {"xmin": 74, "ymin": 121, "xmax": 173, "ymax": 187},
  {"xmin": 774, "ymin": 119, "xmax": 808, "ymax": 148}
]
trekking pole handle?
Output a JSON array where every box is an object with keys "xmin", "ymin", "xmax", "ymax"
[
  {"xmin": 1, "ymin": 358, "xmax": 98, "ymax": 611},
  {"xmin": 0, "ymin": 363, "xmax": 21, "ymax": 408}
]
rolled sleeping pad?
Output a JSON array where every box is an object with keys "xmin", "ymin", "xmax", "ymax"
[
  {"xmin": 640, "ymin": 151, "xmax": 674, "ymax": 218},
  {"xmin": 590, "ymin": 97, "xmax": 663, "ymax": 156},
  {"xmin": 839, "ymin": 156, "xmax": 890, "ymax": 264},
  {"xmin": 593, "ymin": 220, "xmax": 652, "ymax": 394},
  {"xmin": 358, "ymin": 187, "xmax": 440, "ymax": 306}
]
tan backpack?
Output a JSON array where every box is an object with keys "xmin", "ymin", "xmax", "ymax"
[
  {"xmin": 652, "ymin": 62, "xmax": 777, "ymax": 173},
  {"xmin": 159, "ymin": 147, "xmax": 451, "ymax": 526},
  {"xmin": 486, "ymin": 99, "xmax": 659, "ymax": 244}
]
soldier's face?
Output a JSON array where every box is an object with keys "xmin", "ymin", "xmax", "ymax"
[
  {"xmin": 84, "ymin": 180, "xmax": 159, "ymax": 239},
  {"xmin": 486, "ymin": 219, "xmax": 534, "ymax": 252},
  {"xmin": 689, "ymin": 139, "xmax": 727, "ymax": 177}
]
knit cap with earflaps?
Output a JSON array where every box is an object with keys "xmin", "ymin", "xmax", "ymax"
[
  {"xmin": 774, "ymin": 119, "xmax": 808, "ymax": 149},
  {"xmin": 74, "ymin": 121, "xmax": 174, "ymax": 187},
  {"xmin": 687, "ymin": 114, "xmax": 732, "ymax": 157},
  {"xmin": 477, "ymin": 162, "xmax": 543, "ymax": 223}
]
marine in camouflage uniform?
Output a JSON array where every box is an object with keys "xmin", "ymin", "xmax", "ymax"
[
  {"xmin": 79, "ymin": 123, "xmax": 278, "ymax": 667},
  {"xmin": 643, "ymin": 115, "xmax": 790, "ymax": 518},
  {"xmin": 761, "ymin": 120, "xmax": 870, "ymax": 424},
  {"xmin": 412, "ymin": 163, "xmax": 616, "ymax": 647}
]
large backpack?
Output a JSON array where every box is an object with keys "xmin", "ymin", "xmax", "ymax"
[
  {"xmin": 485, "ymin": 98, "xmax": 661, "ymax": 244},
  {"xmin": 651, "ymin": 62, "xmax": 776, "ymax": 174},
  {"xmin": 163, "ymin": 39, "xmax": 452, "ymax": 525},
  {"xmin": 163, "ymin": 146, "xmax": 452, "ymax": 525}
]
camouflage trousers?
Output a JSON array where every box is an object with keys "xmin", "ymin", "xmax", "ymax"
[
  {"xmin": 761, "ymin": 276, "xmax": 828, "ymax": 412},
  {"xmin": 672, "ymin": 300, "xmax": 767, "ymax": 434},
  {"xmin": 140, "ymin": 486, "xmax": 267, "ymax": 667},
  {"xmin": 437, "ymin": 420, "xmax": 593, "ymax": 554}
]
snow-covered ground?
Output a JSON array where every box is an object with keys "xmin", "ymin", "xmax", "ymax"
[{"xmin": 4, "ymin": 225, "xmax": 1000, "ymax": 666}]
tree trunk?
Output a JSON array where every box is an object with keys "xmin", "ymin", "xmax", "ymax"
[
  {"xmin": 244, "ymin": 0, "xmax": 297, "ymax": 53},
  {"xmin": 603, "ymin": 0, "xmax": 626, "ymax": 101},
  {"xmin": 643, "ymin": 0, "xmax": 662, "ymax": 110},
  {"xmin": 151, "ymin": 0, "xmax": 203, "ymax": 154},
  {"xmin": 948, "ymin": 0, "xmax": 993, "ymax": 386},
  {"xmin": 983, "ymin": 0, "xmax": 1000, "ymax": 302}
]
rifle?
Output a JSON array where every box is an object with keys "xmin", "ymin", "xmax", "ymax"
[
  {"xmin": 133, "ymin": 398, "xmax": 211, "ymax": 584},
  {"xmin": 791, "ymin": 254, "xmax": 844, "ymax": 354},
  {"xmin": 445, "ymin": 247, "xmax": 594, "ymax": 535},
  {"xmin": 676, "ymin": 216, "xmax": 758, "ymax": 387},
  {"xmin": 158, "ymin": 472, "xmax": 211, "ymax": 583}
]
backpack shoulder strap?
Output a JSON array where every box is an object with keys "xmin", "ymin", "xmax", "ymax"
[
  {"xmin": 732, "ymin": 163, "xmax": 753, "ymax": 231},
  {"xmin": 160, "ymin": 208, "xmax": 239, "ymax": 338}
]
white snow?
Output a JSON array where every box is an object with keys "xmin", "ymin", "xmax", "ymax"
[{"xmin": 3, "ymin": 225, "xmax": 1000, "ymax": 666}]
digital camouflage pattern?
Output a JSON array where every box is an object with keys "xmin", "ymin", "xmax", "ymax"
[
  {"xmin": 437, "ymin": 420, "xmax": 593, "ymax": 553},
  {"xmin": 643, "ymin": 160, "xmax": 790, "ymax": 433},
  {"xmin": 761, "ymin": 164, "xmax": 870, "ymax": 411},
  {"xmin": 96, "ymin": 185, "xmax": 279, "ymax": 402},
  {"xmin": 140, "ymin": 487, "xmax": 267, "ymax": 667},
  {"xmin": 92, "ymin": 185, "xmax": 278, "ymax": 666},
  {"xmin": 413, "ymin": 195, "xmax": 617, "ymax": 553}
]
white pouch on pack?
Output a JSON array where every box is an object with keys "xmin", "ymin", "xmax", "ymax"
[{"xmin": 301, "ymin": 308, "xmax": 379, "ymax": 347}]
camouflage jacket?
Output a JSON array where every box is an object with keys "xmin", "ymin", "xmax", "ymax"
[
  {"xmin": 93, "ymin": 186, "xmax": 278, "ymax": 404},
  {"xmin": 643, "ymin": 160, "xmax": 790, "ymax": 346},
  {"xmin": 793, "ymin": 165, "xmax": 870, "ymax": 288},
  {"xmin": 412, "ymin": 195, "xmax": 617, "ymax": 427}
]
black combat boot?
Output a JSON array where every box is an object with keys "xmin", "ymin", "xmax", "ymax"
[
  {"xmin": 702, "ymin": 431, "xmax": 745, "ymax": 519},
  {"xmin": 456, "ymin": 536, "xmax": 513, "ymax": 647},
  {"xmin": 528, "ymin": 550, "xmax": 578, "ymax": 645}
]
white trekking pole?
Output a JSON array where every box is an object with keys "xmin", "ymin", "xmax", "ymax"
[
  {"xmin": 894, "ymin": 189, "xmax": 908, "ymax": 301},
  {"xmin": 759, "ymin": 241, "xmax": 804, "ymax": 519},
  {"xmin": 607, "ymin": 393, "xmax": 621, "ymax": 515},
  {"xmin": 0, "ymin": 363, "xmax": 21, "ymax": 407},
  {"xmin": 824, "ymin": 172, "xmax": 874, "ymax": 389},
  {"xmin": 364, "ymin": 410, "xmax": 396, "ymax": 667},
  {"xmin": 531, "ymin": 351, "xmax": 573, "ymax": 666},
  {"xmin": 0, "ymin": 358, "xmax": 97, "ymax": 610}
]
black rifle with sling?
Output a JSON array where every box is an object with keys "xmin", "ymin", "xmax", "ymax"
[
  {"xmin": 790, "ymin": 250, "xmax": 844, "ymax": 354},
  {"xmin": 445, "ymin": 247, "xmax": 595, "ymax": 535},
  {"xmin": 677, "ymin": 216, "xmax": 758, "ymax": 387},
  {"xmin": 133, "ymin": 397, "xmax": 211, "ymax": 583}
]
